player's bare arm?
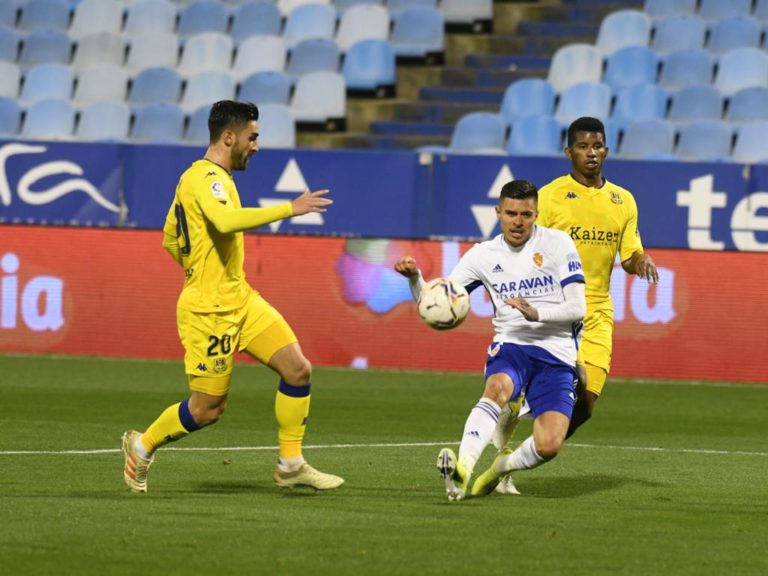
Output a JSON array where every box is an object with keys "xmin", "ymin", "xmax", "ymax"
[
  {"xmin": 622, "ymin": 251, "xmax": 659, "ymax": 284},
  {"xmin": 291, "ymin": 188, "xmax": 332, "ymax": 216},
  {"xmin": 505, "ymin": 297, "xmax": 539, "ymax": 321},
  {"xmin": 394, "ymin": 256, "xmax": 420, "ymax": 278}
]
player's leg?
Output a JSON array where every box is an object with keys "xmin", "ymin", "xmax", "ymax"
[
  {"xmin": 122, "ymin": 308, "xmax": 235, "ymax": 493},
  {"xmin": 565, "ymin": 363, "xmax": 602, "ymax": 438},
  {"xmin": 241, "ymin": 294, "xmax": 343, "ymax": 490}
]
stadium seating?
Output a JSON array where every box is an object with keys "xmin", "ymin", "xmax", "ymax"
[
  {"xmin": 177, "ymin": 32, "xmax": 235, "ymax": 77},
  {"xmin": 125, "ymin": 33, "xmax": 180, "ymax": 72},
  {"xmin": 130, "ymin": 102, "xmax": 186, "ymax": 143},
  {"xmin": 21, "ymin": 98, "xmax": 76, "ymax": 139},
  {"xmin": 547, "ymin": 43, "xmax": 603, "ymax": 93},
  {"xmin": 499, "ymin": 78, "xmax": 556, "ymax": 126},
  {"xmin": 755, "ymin": 0, "xmax": 768, "ymax": 22},
  {"xmin": 283, "ymin": 3, "xmax": 337, "ymax": 49},
  {"xmin": 447, "ymin": 111, "xmax": 507, "ymax": 154},
  {"xmin": 177, "ymin": 0, "xmax": 231, "ymax": 38},
  {"xmin": 714, "ymin": 48, "xmax": 768, "ymax": 97},
  {"xmin": 698, "ymin": 0, "xmax": 752, "ymax": 21},
  {"xmin": 124, "ymin": 0, "xmax": 178, "ymax": 37},
  {"xmin": 337, "ymin": 4, "xmax": 390, "ymax": 52},
  {"xmin": 286, "ymin": 38, "xmax": 341, "ymax": 78},
  {"xmin": 731, "ymin": 121, "xmax": 768, "ymax": 164},
  {"xmin": 230, "ymin": 1, "xmax": 283, "ymax": 43},
  {"xmin": 675, "ymin": 119, "xmax": 733, "ymax": 161},
  {"xmin": 618, "ymin": 118, "xmax": 677, "ymax": 159},
  {"xmin": 279, "ymin": 0, "xmax": 331, "ymax": 16},
  {"xmin": 17, "ymin": 0, "xmax": 71, "ymax": 33},
  {"xmin": 667, "ymin": 85, "xmax": 724, "ymax": 123},
  {"xmin": 18, "ymin": 29, "xmax": 73, "ymax": 67},
  {"xmin": 75, "ymin": 101, "xmax": 131, "ymax": 141},
  {"xmin": 71, "ymin": 32, "xmax": 126, "ymax": 70},
  {"xmin": 291, "ymin": 70, "xmax": 346, "ymax": 128},
  {"xmin": 440, "ymin": 0, "xmax": 493, "ymax": 31},
  {"xmin": 390, "ymin": 6, "xmax": 445, "ymax": 60},
  {"xmin": 554, "ymin": 81, "xmax": 612, "ymax": 127},
  {"xmin": 20, "ymin": 63, "xmax": 74, "ymax": 104},
  {"xmin": 706, "ymin": 15, "xmax": 762, "ymax": 54},
  {"xmin": 651, "ymin": 15, "xmax": 707, "ymax": 53},
  {"xmin": 603, "ymin": 46, "xmax": 659, "ymax": 91},
  {"xmin": 232, "ymin": 35, "xmax": 287, "ymax": 80},
  {"xmin": 181, "ymin": 70, "xmax": 237, "ymax": 112},
  {"xmin": 643, "ymin": 0, "xmax": 696, "ymax": 19},
  {"xmin": 0, "ymin": 61, "xmax": 20, "ymax": 98},
  {"xmin": 73, "ymin": 64, "xmax": 129, "ymax": 105},
  {"xmin": 69, "ymin": 0, "xmax": 124, "ymax": 38},
  {"xmin": 657, "ymin": 48, "xmax": 715, "ymax": 91},
  {"xmin": 725, "ymin": 87, "xmax": 768, "ymax": 124},
  {"xmin": 0, "ymin": 97, "xmax": 21, "ymax": 136},
  {"xmin": 341, "ymin": 39, "xmax": 396, "ymax": 95},
  {"xmin": 258, "ymin": 103, "xmax": 297, "ymax": 148},
  {"xmin": 0, "ymin": 26, "xmax": 20, "ymax": 62},
  {"xmin": 238, "ymin": 70, "xmax": 293, "ymax": 104},
  {"xmin": 185, "ymin": 105, "xmax": 211, "ymax": 145},
  {"xmin": 612, "ymin": 83, "xmax": 669, "ymax": 130},
  {"xmin": 128, "ymin": 67, "xmax": 183, "ymax": 107},
  {"xmin": 388, "ymin": 0, "xmax": 437, "ymax": 13},
  {"xmin": 506, "ymin": 115, "xmax": 563, "ymax": 156},
  {"xmin": 0, "ymin": 3, "xmax": 18, "ymax": 28},
  {"xmin": 335, "ymin": 0, "xmax": 384, "ymax": 12},
  {"xmin": 595, "ymin": 10, "xmax": 652, "ymax": 54}
]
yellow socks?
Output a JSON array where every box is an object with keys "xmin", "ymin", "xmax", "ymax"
[
  {"xmin": 140, "ymin": 400, "xmax": 200, "ymax": 454},
  {"xmin": 275, "ymin": 381, "xmax": 311, "ymax": 460}
]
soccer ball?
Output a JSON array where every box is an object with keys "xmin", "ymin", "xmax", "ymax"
[{"xmin": 417, "ymin": 277, "xmax": 470, "ymax": 330}]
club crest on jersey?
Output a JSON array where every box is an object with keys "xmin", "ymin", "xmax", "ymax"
[
  {"xmin": 533, "ymin": 252, "xmax": 543, "ymax": 267},
  {"xmin": 210, "ymin": 181, "xmax": 226, "ymax": 200},
  {"xmin": 565, "ymin": 191, "xmax": 578, "ymax": 199},
  {"xmin": 214, "ymin": 358, "xmax": 227, "ymax": 373},
  {"xmin": 610, "ymin": 191, "xmax": 623, "ymax": 204}
]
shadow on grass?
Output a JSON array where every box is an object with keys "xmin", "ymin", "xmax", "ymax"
[{"xmin": 517, "ymin": 473, "xmax": 662, "ymax": 499}]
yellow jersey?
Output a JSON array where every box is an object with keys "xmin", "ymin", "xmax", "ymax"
[
  {"xmin": 537, "ymin": 174, "xmax": 644, "ymax": 307},
  {"xmin": 163, "ymin": 159, "xmax": 250, "ymax": 313}
]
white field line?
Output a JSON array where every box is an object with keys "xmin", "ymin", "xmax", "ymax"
[{"xmin": 0, "ymin": 441, "xmax": 765, "ymax": 458}]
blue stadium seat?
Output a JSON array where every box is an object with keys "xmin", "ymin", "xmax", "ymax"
[
  {"xmin": 651, "ymin": 14, "xmax": 706, "ymax": 53},
  {"xmin": 714, "ymin": 48, "xmax": 768, "ymax": 97},
  {"xmin": 75, "ymin": 101, "xmax": 131, "ymax": 141},
  {"xmin": 231, "ymin": 1, "xmax": 283, "ymax": 43},
  {"xmin": 18, "ymin": 30, "xmax": 73, "ymax": 67},
  {"xmin": 555, "ymin": 81, "xmax": 612, "ymax": 127},
  {"xmin": 337, "ymin": 4, "xmax": 391, "ymax": 52},
  {"xmin": 177, "ymin": 1, "xmax": 231, "ymax": 38},
  {"xmin": 128, "ymin": 67, "xmax": 183, "ymax": 106},
  {"xmin": 69, "ymin": 0, "xmax": 124, "ymax": 38},
  {"xmin": 283, "ymin": 3, "xmax": 337, "ymax": 49},
  {"xmin": 388, "ymin": 0, "xmax": 437, "ymax": 13},
  {"xmin": 0, "ymin": 61, "xmax": 20, "ymax": 98},
  {"xmin": 124, "ymin": 0, "xmax": 178, "ymax": 37},
  {"xmin": 258, "ymin": 103, "xmax": 296, "ymax": 148},
  {"xmin": 130, "ymin": 102, "xmax": 186, "ymax": 143},
  {"xmin": 658, "ymin": 48, "xmax": 715, "ymax": 91},
  {"xmin": 291, "ymin": 70, "xmax": 346, "ymax": 127},
  {"xmin": 238, "ymin": 70, "xmax": 293, "ymax": 104},
  {"xmin": 279, "ymin": 0, "xmax": 332, "ymax": 16},
  {"xmin": 499, "ymin": 78, "xmax": 556, "ymax": 125},
  {"xmin": 667, "ymin": 85, "xmax": 724, "ymax": 122},
  {"xmin": 547, "ymin": 43, "xmax": 604, "ymax": 93},
  {"xmin": 287, "ymin": 38, "xmax": 340, "ymax": 77},
  {"xmin": 643, "ymin": 0, "xmax": 696, "ymax": 19},
  {"xmin": 232, "ymin": 35, "xmax": 287, "ymax": 80},
  {"xmin": 732, "ymin": 121, "xmax": 768, "ymax": 164},
  {"xmin": 17, "ymin": 0, "xmax": 71, "ymax": 33},
  {"xmin": 595, "ymin": 10, "xmax": 652, "ymax": 54},
  {"xmin": 447, "ymin": 112, "xmax": 507, "ymax": 155},
  {"xmin": 603, "ymin": 46, "xmax": 659, "ymax": 91},
  {"xmin": 603, "ymin": 117, "xmax": 621, "ymax": 151},
  {"xmin": 74, "ymin": 64, "xmax": 129, "ymax": 105},
  {"xmin": 707, "ymin": 15, "xmax": 762, "ymax": 54},
  {"xmin": 71, "ymin": 32, "xmax": 126, "ymax": 70},
  {"xmin": 618, "ymin": 118, "xmax": 677, "ymax": 159},
  {"xmin": 342, "ymin": 39, "xmax": 396, "ymax": 95},
  {"xmin": 725, "ymin": 87, "xmax": 768, "ymax": 124},
  {"xmin": 698, "ymin": 0, "xmax": 751, "ymax": 20},
  {"xmin": 21, "ymin": 98, "xmax": 76, "ymax": 139},
  {"xmin": 185, "ymin": 105, "xmax": 211, "ymax": 145},
  {"xmin": 755, "ymin": 0, "xmax": 768, "ymax": 23},
  {"xmin": 0, "ymin": 97, "xmax": 22, "ymax": 136},
  {"xmin": 675, "ymin": 119, "xmax": 733, "ymax": 162},
  {"xmin": 336, "ymin": 0, "xmax": 384, "ymax": 11},
  {"xmin": 126, "ymin": 33, "xmax": 180, "ymax": 73},
  {"xmin": 612, "ymin": 84, "xmax": 668, "ymax": 130},
  {"xmin": 181, "ymin": 70, "xmax": 237, "ymax": 112},
  {"xmin": 178, "ymin": 32, "xmax": 235, "ymax": 77},
  {"xmin": 20, "ymin": 63, "xmax": 74, "ymax": 104},
  {"xmin": 0, "ymin": 2, "xmax": 19, "ymax": 28},
  {"xmin": 390, "ymin": 6, "xmax": 445, "ymax": 60},
  {"xmin": 506, "ymin": 115, "xmax": 563, "ymax": 156},
  {"xmin": 0, "ymin": 25, "xmax": 20, "ymax": 62}
]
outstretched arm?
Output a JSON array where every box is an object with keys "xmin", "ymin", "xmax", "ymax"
[
  {"xmin": 200, "ymin": 188, "xmax": 332, "ymax": 234},
  {"xmin": 621, "ymin": 251, "xmax": 659, "ymax": 284},
  {"xmin": 394, "ymin": 255, "xmax": 426, "ymax": 301}
]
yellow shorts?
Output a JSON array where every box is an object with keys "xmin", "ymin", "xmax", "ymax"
[
  {"xmin": 177, "ymin": 290, "xmax": 297, "ymax": 386},
  {"xmin": 576, "ymin": 307, "xmax": 613, "ymax": 394}
]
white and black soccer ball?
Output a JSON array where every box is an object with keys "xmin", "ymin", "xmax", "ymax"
[{"xmin": 417, "ymin": 277, "xmax": 470, "ymax": 330}]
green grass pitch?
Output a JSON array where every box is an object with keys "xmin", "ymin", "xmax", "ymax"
[{"xmin": 1, "ymin": 355, "xmax": 766, "ymax": 575}]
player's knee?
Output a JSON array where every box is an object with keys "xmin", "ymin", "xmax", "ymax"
[
  {"xmin": 535, "ymin": 435, "xmax": 564, "ymax": 459},
  {"xmin": 190, "ymin": 399, "xmax": 227, "ymax": 427},
  {"xmin": 483, "ymin": 375, "xmax": 513, "ymax": 406},
  {"xmin": 283, "ymin": 357, "xmax": 312, "ymax": 386}
]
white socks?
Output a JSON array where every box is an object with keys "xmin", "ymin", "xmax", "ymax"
[
  {"xmin": 497, "ymin": 435, "xmax": 545, "ymax": 473},
  {"xmin": 457, "ymin": 398, "xmax": 501, "ymax": 474}
]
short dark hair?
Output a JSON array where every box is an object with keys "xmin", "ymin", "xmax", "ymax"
[
  {"xmin": 567, "ymin": 116, "xmax": 605, "ymax": 147},
  {"xmin": 208, "ymin": 100, "xmax": 259, "ymax": 142},
  {"xmin": 499, "ymin": 179, "xmax": 538, "ymax": 203}
]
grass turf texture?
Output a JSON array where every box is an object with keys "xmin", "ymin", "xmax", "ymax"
[{"xmin": 1, "ymin": 355, "xmax": 766, "ymax": 576}]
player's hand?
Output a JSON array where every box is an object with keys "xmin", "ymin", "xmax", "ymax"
[
  {"xmin": 635, "ymin": 253, "xmax": 659, "ymax": 284},
  {"xmin": 291, "ymin": 188, "xmax": 332, "ymax": 216},
  {"xmin": 394, "ymin": 256, "xmax": 420, "ymax": 278},
  {"xmin": 505, "ymin": 297, "xmax": 539, "ymax": 322}
]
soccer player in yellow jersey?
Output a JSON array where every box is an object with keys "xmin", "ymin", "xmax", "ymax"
[
  {"xmin": 121, "ymin": 100, "xmax": 344, "ymax": 493},
  {"xmin": 494, "ymin": 116, "xmax": 659, "ymax": 494}
]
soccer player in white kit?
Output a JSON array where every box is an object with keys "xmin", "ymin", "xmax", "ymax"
[{"xmin": 394, "ymin": 179, "xmax": 586, "ymax": 501}]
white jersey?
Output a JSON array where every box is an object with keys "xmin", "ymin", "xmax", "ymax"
[{"xmin": 449, "ymin": 226, "xmax": 585, "ymax": 365}]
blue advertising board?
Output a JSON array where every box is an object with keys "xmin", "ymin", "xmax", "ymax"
[{"xmin": 1, "ymin": 138, "xmax": 767, "ymax": 252}]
